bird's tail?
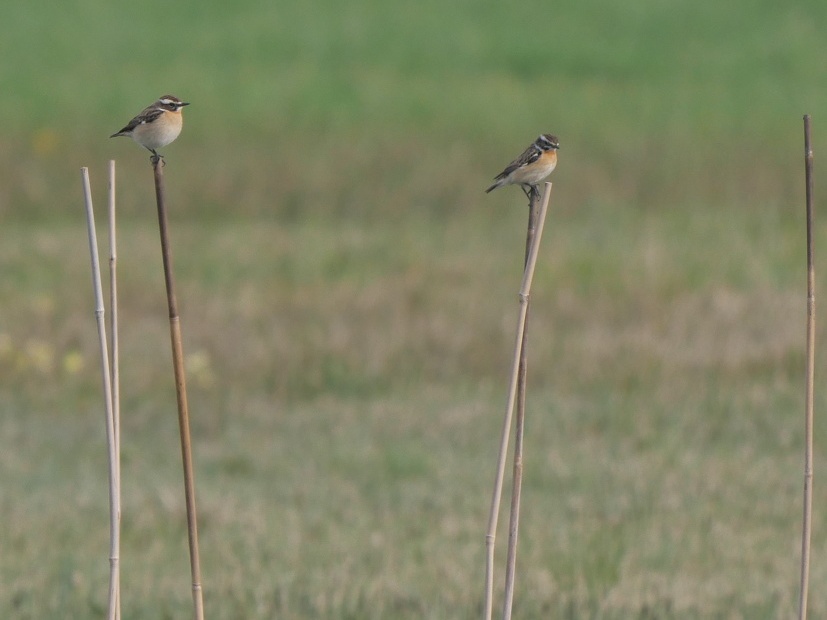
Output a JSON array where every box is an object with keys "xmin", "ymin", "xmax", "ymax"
[
  {"xmin": 484, "ymin": 180, "xmax": 501, "ymax": 193},
  {"xmin": 109, "ymin": 130, "xmax": 129, "ymax": 139}
]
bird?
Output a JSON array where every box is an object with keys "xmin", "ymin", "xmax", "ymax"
[
  {"xmin": 110, "ymin": 95, "xmax": 190, "ymax": 161},
  {"xmin": 485, "ymin": 133, "xmax": 559, "ymax": 200}
]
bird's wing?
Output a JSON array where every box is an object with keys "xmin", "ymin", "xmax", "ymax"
[
  {"xmin": 115, "ymin": 107, "xmax": 164, "ymax": 134},
  {"xmin": 493, "ymin": 143, "xmax": 541, "ymax": 180}
]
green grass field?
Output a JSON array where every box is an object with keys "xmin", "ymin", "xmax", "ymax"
[{"xmin": 3, "ymin": 0, "xmax": 827, "ymax": 617}]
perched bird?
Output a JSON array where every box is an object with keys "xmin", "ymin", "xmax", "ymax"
[
  {"xmin": 110, "ymin": 95, "xmax": 190, "ymax": 160},
  {"xmin": 485, "ymin": 133, "xmax": 559, "ymax": 199}
]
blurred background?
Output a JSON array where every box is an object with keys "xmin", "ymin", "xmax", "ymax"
[{"xmin": 2, "ymin": 0, "xmax": 827, "ymax": 617}]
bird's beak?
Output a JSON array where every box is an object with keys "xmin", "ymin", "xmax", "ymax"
[{"xmin": 181, "ymin": 102, "xmax": 191, "ymax": 107}]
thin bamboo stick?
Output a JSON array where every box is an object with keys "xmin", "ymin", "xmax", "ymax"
[
  {"xmin": 797, "ymin": 114, "xmax": 815, "ymax": 620},
  {"xmin": 80, "ymin": 167, "xmax": 120, "ymax": 620},
  {"xmin": 151, "ymin": 158, "xmax": 205, "ymax": 620},
  {"xmin": 107, "ymin": 160, "xmax": 122, "ymax": 620},
  {"xmin": 484, "ymin": 182, "xmax": 553, "ymax": 620},
  {"xmin": 501, "ymin": 188, "xmax": 542, "ymax": 620}
]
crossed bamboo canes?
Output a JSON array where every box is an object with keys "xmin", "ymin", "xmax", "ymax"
[
  {"xmin": 484, "ymin": 182, "xmax": 552, "ymax": 620},
  {"xmin": 81, "ymin": 159, "xmax": 204, "ymax": 619},
  {"xmin": 797, "ymin": 114, "xmax": 815, "ymax": 620}
]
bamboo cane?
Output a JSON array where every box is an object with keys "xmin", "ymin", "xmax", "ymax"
[
  {"xmin": 80, "ymin": 167, "xmax": 121, "ymax": 620},
  {"xmin": 108, "ymin": 159, "xmax": 120, "ymax": 467},
  {"xmin": 107, "ymin": 160, "xmax": 122, "ymax": 620},
  {"xmin": 797, "ymin": 114, "xmax": 815, "ymax": 620},
  {"xmin": 151, "ymin": 157, "xmax": 205, "ymax": 620}
]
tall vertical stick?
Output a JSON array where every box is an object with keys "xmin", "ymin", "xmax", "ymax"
[
  {"xmin": 107, "ymin": 160, "xmax": 122, "ymax": 620},
  {"xmin": 798, "ymin": 114, "xmax": 815, "ymax": 620},
  {"xmin": 501, "ymin": 190, "xmax": 540, "ymax": 620},
  {"xmin": 80, "ymin": 168, "xmax": 120, "ymax": 620},
  {"xmin": 484, "ymin": 183, "xmax": 553, "ymax": 620},
  {"xmin": 152, "ymin": 159, "xmax": 205, "ymax": 620}
]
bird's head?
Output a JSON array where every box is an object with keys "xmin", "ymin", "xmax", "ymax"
[{"xmin": 537, "ymin": 134, "xmax": 560, "ymax": 151}]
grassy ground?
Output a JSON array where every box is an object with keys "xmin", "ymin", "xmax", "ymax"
[{"xmin": 2, "ymin": 0, "xmax": 827, "ymax": 617}]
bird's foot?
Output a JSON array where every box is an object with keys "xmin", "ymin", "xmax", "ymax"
[{"xmin": 150, "ymin": 152, "xmax": 165, "ymax": 166}]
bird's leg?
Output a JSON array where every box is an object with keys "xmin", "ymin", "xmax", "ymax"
[
  {"xmin": 150, "ymin": 150, "xmax": 165, "ymax": 166},
  {"xmin": 521, "ymin": 184, "xmax": 539, "ymax": 203}
]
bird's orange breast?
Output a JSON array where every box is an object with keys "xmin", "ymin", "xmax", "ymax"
[{"xmin": 538, "ymin": 149, "xmax": 557, "ymax": 168}]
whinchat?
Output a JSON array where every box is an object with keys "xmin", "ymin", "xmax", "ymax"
[
  {"xmin": 110, "ymin": 95, "xmax": 190, "ymax": 160},
  {"xmin": 486, "ymin": 134, "xmax": 559, "ymax": 199}
]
